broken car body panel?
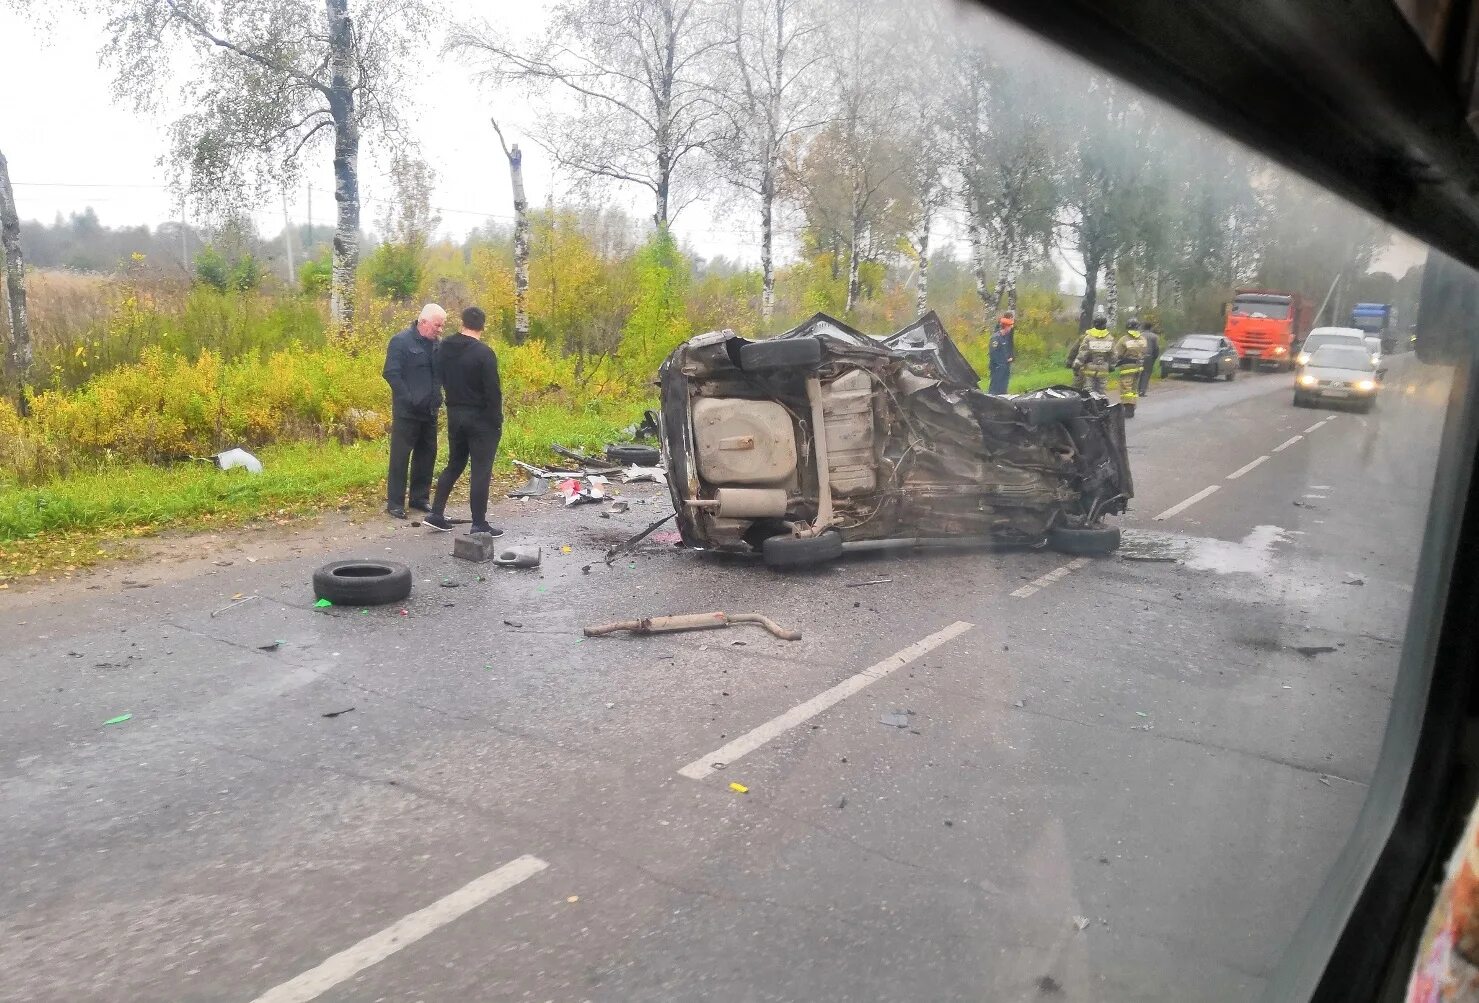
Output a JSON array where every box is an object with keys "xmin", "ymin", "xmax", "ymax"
[{"xmin": 658, "ymin": 311, "xmax": 1133, "ymax": 556}]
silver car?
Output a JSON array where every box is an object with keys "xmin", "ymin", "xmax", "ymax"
[
  {"xmin": 1295, "ymin": 326, "xmax": 1369, "ymax": 368},
  {"xmin": 1294, "ymin": 344, "xmax": 1379, "ymax": 412}
]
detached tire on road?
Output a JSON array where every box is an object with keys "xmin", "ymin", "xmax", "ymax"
[
  {"xmin": 1047, "ymin": 524, "xmax": 1121, "ymax": 557},
  {"xmin": 762, "ymin": 530, "xmax": 844, "ymax": 568},
  {"xmin": 606, "ymin": 443, "xmax": 661, "ymax": 466},
  {"xmin": 313, "ymin": 560, "xmax": 413, "ymax": 606},
  {"xmin": 739, "ymin": 336, "xmax": 823, "ymax": 372}
]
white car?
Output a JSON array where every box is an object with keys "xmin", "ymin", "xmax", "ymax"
[
  {"xmin": 1295, "ymin": 327, "xmax": 1370, "ymax": 368},
  {"xmin": 1365, "ymin": 335, "xmax": 1383, "ymax": 367}
]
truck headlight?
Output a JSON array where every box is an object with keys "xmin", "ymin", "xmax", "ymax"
[{"xmin": 1273, "ymin": 346, "xmax": 1287, "ymax": 354}]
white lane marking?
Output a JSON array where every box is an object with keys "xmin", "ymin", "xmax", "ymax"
[
  {"xmin": 1311, "ymin": 484, "xmax": 1332, "ymax": 489},
  {"xmin": 1009, "ymin": 556, "xmax": 1094, "ymax": 599},
  {"xmin": 1227, "ymin": 455, "xmax": 1269, "ymax": 480},
  {"xmin": 1304, "ymin": 494, "xmax": 1328, "ymax": 499},
  {"xmin": 1304, "ymin": 420, "xmax": 1327, "ymax": 433},
  {"xmin": 250, "ymin": 855, "xmax": 548, "ymax": 1003},
  {"xmin": 1068, "ymin": 557, "xmax": 1091, "ymax": 570},
  {"xmin": 677, "ymin": 621, "xmax": 975, "ymax": 780},
  {"xmin": 1154, "ymin": 485, "xmax": 1220, "ymax": 521},
  {"xmin": 1010, "ymin": 585, "xmax": 1038, "ymax": 598},
  {"xmin": 1272, "ymin": 435, "xmax": 1303, "ymax": 452}
]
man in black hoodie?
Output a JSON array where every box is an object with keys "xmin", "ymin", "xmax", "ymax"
[
  {"xmin": 424, "ymin": 307, "xmax": 504, "ymax": 537},
  {"xmin": 381, "ymin": 303, "xmax": 446, "ymax": 518}
]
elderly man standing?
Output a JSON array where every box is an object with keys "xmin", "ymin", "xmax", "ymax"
[{"xmin": 382, "ymin": 303, "xmax": 447, "ymax": 519}]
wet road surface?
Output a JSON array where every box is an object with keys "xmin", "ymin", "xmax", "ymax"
[{"xmin": 0, "ymin": 356, "xmax": 1453, "ymax": 1002}]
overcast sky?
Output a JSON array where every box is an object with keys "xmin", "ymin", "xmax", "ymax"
[{"xmin": 0, "ymin": 2, "xmax": 1424, "ymax": 288}]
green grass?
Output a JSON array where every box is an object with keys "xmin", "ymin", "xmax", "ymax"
[
  {"xmin": 0, "ymin": 398, "xmax": 653, "ymax": 583},
  {"xmin": 1007, "ymin": 364, "xmax": 1076, "ymax": 393}
]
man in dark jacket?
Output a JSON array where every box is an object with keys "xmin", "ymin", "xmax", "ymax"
[
  {"xmin": 382, "ymin": 304, "xmax": 446, "ymax": 518},
  {"xmin": 987, "ymin": 311, "xmax": 1016, "ymax": 394},
  {"xmin": 1139, "ymin": 322, "xmax": 1162, "ymax": 397},
  {"xmin": 424, "ymin": 306, "xmax": 504, "ymax": 537}
]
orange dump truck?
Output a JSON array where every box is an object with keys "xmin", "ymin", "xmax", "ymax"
[{"xmin": 1223, "ymin": 289, "xmax": 1312, "ymax": 371}]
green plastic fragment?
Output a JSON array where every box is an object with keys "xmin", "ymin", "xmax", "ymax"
[
  {"xmin": 314, "ymin": 598, "xmax": 333, "ymax": 608},
  {"xmin": 103, "ymin": 713, "xmax": 132, "ymax": 726}
]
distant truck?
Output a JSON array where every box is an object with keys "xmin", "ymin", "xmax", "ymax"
[
  {"xmin": 1351, "ymin": 302, "xmax": 1400, "ymax": 352},
  {"xmin": 1223, "ymin": 289, "xmax": 1313, "ymax": 370}
]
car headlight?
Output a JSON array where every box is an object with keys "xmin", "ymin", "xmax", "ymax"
[
  {"xmin": 1370, "ymin": 355, "xmax": 1380, "ymax": 365},
  {"xmin": 1357, "ymin": 379, "xmax": 1376, "ymax": 391},
  {"xmin": 1299, "ymin": 374, "xmax": 1318, "ymax": 386},
  {"xmin": 1296, "ymin": 353, "xmax": 1311, "ymax": 366}
]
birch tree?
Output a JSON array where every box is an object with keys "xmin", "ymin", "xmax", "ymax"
[
  {"xmin": 491, "ymin": 116, "xmax": 531, "ymax": 344},
  {"xmin": 712, "ymin": 0, "xmax": 825, "ymax": 323},
  {"xmin": 100, "ymin": 0, "xmax": 434, "ymax": 333},
  {"xmin": 945, "ymin": 41, "xmax": 1059, "ymax": 323},
  {"xmin": 449, "ymin": 0, "xmax": 729, "ymax": 229},
  {"xmin": 0, "ymin": 148, "xmax": 31, "ymax": 413}
]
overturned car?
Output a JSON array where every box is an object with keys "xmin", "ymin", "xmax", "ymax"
[{"xmin": 658, "ymin": 312, "xmax": 1133, "ymax": 568}]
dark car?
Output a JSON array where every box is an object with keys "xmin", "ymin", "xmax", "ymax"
[
  {"xmin": 1158, "ymin": 334, "xmax": 1240, "ymax": 381},
  {"xmin": 657, "ymin": 312, "xmax": 1134, "ymax": 568}
]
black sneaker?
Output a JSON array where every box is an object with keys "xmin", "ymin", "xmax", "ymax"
[
  {"xmin": 386, "ymin": 505, "xmax": 407, "ymax": 519},
  {"xmin": 423, "ymin": 513, "xmax": 454, "ymax": 532},
  {"xmin": 409, "ymin": 501, "xmax": 433, "ymax": 513},
  {"xmin": 469, "ymin": 523, "xmax": 505, "ymax": 538}
]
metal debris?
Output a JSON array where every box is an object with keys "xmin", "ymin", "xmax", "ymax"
[{"xmin": 583, "ymin": 610, "xmax": 801, "ymax": 641}]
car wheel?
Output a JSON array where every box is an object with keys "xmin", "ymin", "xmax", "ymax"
[
  {"xmin": 1047, "ymin": 524, "xmax": 1121, "ymax": 556},
  {"xmin": 312, "ymin": 560, "xmax": 413, "ymax": 606},
  {"xmin": 762, "ymin": 530, "xmax": 844, "ymax": 568},
  {"xmin": 1293, "ymin": 393, "xmax": 1307, "ymax": 408},
  {"xmin": 1225, "ymin": 366, "xmax": 1237, "ymax": 382},
  {"xmin": 739, "ymin": 336, "xmax": 824, "ymax": 372},
  {"xmin": 606, "ymin": 443, "xmax": 661, "ymax": 466}
]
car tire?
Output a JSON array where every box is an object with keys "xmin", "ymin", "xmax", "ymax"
[
  {"xmin": 313, "ymin": 560, "xmax": 413, "ymax": 606},
  {"xmin": 1047, "ymin": 524, "xmax": 1121, "ymax": 556},
  {"xmin": 606, "ymin": 443, "xmax": 661, "ymax": 466},
  {"xmin": 1225, "ymin": 367, "xmax": 1237, "ymax": 382},
  {"xmin": 762, "ymin": 530, "xmax": 844, "ymax": 568},
  {"xmin": 1293, "ymin": 393, "xmax": 1307, "ymax": 408},
  {"xmin": 739, "ymin": 336, "xmax": 823, "ymax": 372}
]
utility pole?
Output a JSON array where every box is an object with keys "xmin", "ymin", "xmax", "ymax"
[{"xmin": 281, "ymin": 186, "xmax": 296, "ymax": 285}]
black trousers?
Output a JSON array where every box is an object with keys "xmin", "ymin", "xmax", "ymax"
[
  {"xmin": 1139, "ymin": 358, "xmax": 1157, "ymax": 396},
  {"xmin": 387, "ymin": 412, "xmax": 438, "ymax": 508},
  {"xmin": 432, "ymin": 409, "xmax": 501, "ymax": 525}
]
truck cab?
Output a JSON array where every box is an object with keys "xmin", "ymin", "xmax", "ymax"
[{"xmin": 1223, "ymin": 289, "xmax": 1311, "ymax": 370}]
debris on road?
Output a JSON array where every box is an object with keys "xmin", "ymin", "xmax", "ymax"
[
  {"xmin": 566, "ymin": 895, "xmax": 580, "ymax": 904},
  {"xmin": 621, "ymin": 464, "xmax": 667, "ymax": 484},
  {"xmin": 494, "ymin": 545, "xmax": 543, "ymax": 568},
  {"xmin": 1344, "ymin": 575, "xmax": 1366, "ymax": 586},
  {"xmin": 257, "ymin": 641, "xmax": 284, "ymax": 651},
  {"xmin": 620, "ymin": 410, "xmax": 661, "ymax": 441},
  {"xmin": 729, "ymin": 782, "xmax": 749, "ymax": 794},
  {"xmin": 604, "ymin": 512, "xmax": 678, "ymax": 564},
  {"xmin": 1013, "ymin": 699, "xmax": 1027, "ymax": 708},
  {"xmin": 880, "ymin": 710, "xmax": 912, "ymax": 728},
  {"xmin": 845, "ymin": 578, "xmax": 892, "ymax": 588},
  {"xmin": 211, "ymin": 594, "xmax": 259, "ymax": 617},
  {"xmin": 1293, "ymin": 645, "xmax": 1337, "ymax": 657},
  {"xmin": 313, "ymin": 560, "xmax": 413, "ymax": 606},
  {"xmin": 610, "ymin": 500, "xmax": 630, "ymax": 514},
  {"xmin": 583, "ymin": 611, "xmax": 802, "ymax": 641},
  {"xmin": 558, "ymin": 477, "xmax": 605, "ymax": 506},
  {"xmin": 313, "ymin": 598, "xmax": 333, "ymax": 608},
  {"xmin": 102, "ymin": 713, "xmax": 133, "ymax": 726},
  {"xmin": 1072, "ymin": 916, "xmax": 1091, "ymax": 932},
  {"xmin": 1037, "ymin": 975, "xmax": 1065, "ymax": 995},
  {"xmin": 320, "ymin": 707, "xmax": 356, "ymax": 718},
  {"xmin": 1120, "ymin": 554, "xmax": 1179, "ymax": 563},
  {"xmin": 455, "ymin": 535, "xmax": 500, "ymax": 562},
  {"xmin": 508, "ymin": 475, "xmax": 549, "ymax": 499},
  {"xmin": 607, "ymin": 443, "xmax": 661, "ymax": 466}
]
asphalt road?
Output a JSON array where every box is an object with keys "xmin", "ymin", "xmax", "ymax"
[{"xmin": 0, "ymin": 355, "xmax": 1454, "ymax": 1002}]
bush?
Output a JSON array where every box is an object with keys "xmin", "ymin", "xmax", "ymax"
[
  {"xmin": 367, "ymin": 243, "xmax": 423, "ymax": 301},
  {"xmin": 194, "ymin": 246, "xmax": 231, "ymax": 291},
  {"xmin": 300, "ymin": 252, "xmax": 332, "ymax": 295}
]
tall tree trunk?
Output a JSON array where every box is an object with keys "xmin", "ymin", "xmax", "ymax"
[
  {"xmin": 845, "ymin": 226, "xmax": 861, "ymax": 315},
  {"xmin": 1103, "ymin": 254, "xmax": 1119, "ymax": 328},
  {"xmin": 654, "ymin": 151, "xmax": 671, "ymax": 228},
  {"xmin": 915, "ymin": 207, "xmax": 931, "ymax": 318},
  {"xmin": 0, "ymin": 148, "xmax": 31, "ymax": 415},
  {"xmin": 1078, "ymin": 246, "xmax": 1102, "ymax": 331},
  {"xmin": 327, "ymin": 0, "xmax": 360, "ymax": 335},
  {"xmin": 1004, "ymin": 243, "xmax": 1019, "ymax": 315},
  {"xmin": 493, "ymin": 118, "xmax": 531, "ymax": 345},
  {"xmin": 967, "ymin": 198, "xmax": 991, "ymax": 324},
  {"xmin": 760, "ymin": 163, "xmax": 775, "ymax": 325}
]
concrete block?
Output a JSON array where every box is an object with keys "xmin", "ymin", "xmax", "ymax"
[{"xmin": 453, "ymin": 534, "xmax": 500, "ymax": 562}]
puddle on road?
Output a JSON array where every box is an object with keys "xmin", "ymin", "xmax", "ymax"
[{"xmin": 1120, "ymin": 525, "xmax": 1289, "ymax": 576}]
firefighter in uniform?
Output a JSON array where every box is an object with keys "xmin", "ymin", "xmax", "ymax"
[
  {"xmin": 1067, "ymin": 313, "xmax": 1117, "ymax": 394},
  {"xmin": 1115, "ymin": 318, "xmax": 1149, "ymax": 417}
]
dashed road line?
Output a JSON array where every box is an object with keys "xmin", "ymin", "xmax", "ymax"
[
  {"xmin": 250, "ymin": 855, "xmax": 549, "ymax": 1003},
  {"xmin": 1010, "ymin": 557, "xmax": 1091, "ymax": 598},
  {"xmin": 676, "ymin": 621, "xmax": 975, "ymax": 780},
  {"xmin": 1227, "ymin": 455, "xmax": 1269, "ymax": 480},
  {"xmin": 1154, "ymin": 484, "xmax": 1220, "ymax": 521},
  {"xmin": 1272, "ymin": 435, "xmax": 1303, "ymax": 452},
  {"xmin": 1304, "ymin": 419, "xmax": 1330, "ymax": 433}
]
